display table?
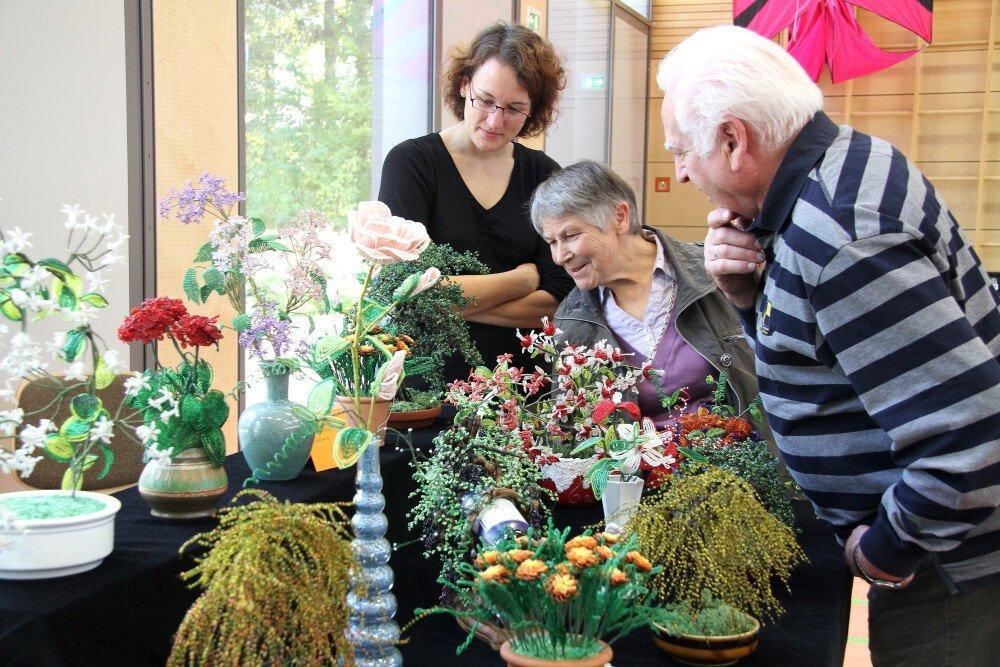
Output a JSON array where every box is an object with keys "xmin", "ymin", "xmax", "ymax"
[{"xmin": 0, "ymin": 420, "xmax": 851, "ymax": 666}]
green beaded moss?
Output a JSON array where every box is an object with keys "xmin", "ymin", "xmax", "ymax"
[{"xmin": 0, "ymin": 495, "xmax": 106, "ymax": 520}]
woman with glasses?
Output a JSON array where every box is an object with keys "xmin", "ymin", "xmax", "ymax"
[{"xmin": 378, "ymin": 22, "xmax": 573, "ymax": 382}]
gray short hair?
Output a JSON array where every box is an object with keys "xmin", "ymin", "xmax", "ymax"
[
  {"xmin": 657, "ymin": 26, "xmax": 823, "ymax": 157},
  {"xmin": 530, "ymin": 161, "xmax": 640, "ymax": 235}
]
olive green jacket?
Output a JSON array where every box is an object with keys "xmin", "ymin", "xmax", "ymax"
[{"xmin": 553, "ymin": 227, "xmax": 760, "ymax": 415}]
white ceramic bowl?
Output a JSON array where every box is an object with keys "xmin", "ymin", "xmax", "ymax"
[{"xmin": 0, "ymin": 490, "xmax": 122, "ymax": 580}]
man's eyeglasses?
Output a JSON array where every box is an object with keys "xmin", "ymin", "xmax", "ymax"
[{"xmin": 469, "ymin": 96, "xmax": 530, "ymax": 123}]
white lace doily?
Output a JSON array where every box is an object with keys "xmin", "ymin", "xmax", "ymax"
[{"xmin": 540, "ymin": 456, "xmax": 599, "ymax": 492}]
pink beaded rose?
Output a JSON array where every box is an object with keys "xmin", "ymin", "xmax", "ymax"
[{"xmin": 348, "ymin": 201, "xmax": 430, "ymax": 265}]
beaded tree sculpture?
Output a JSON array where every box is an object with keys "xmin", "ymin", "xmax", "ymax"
[{"xmin": 168, "ymin": 490, "xmax": 356, "ymax": 666}]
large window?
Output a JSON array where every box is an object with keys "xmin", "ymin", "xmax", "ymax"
[{"xmin": 245, "ymin": 0, "xmax": 375, "ymax": 228}]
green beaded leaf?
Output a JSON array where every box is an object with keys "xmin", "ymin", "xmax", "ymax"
[
  {"xmin": 183, "ymin": 267, "xmax": 200, "ymax": 304},
  {"xmin": 36, "ymin": 257, "xmax": 73, "ymax": 279},
  {"xmin": 251, "ymin": 217, "xmax": 266, "ymax": 236},
  {"xmin": 307, "ymin": 378, "xmax": 338, "ymax": 415},
  {"xmin": 179, "ymin": 394, "xmax": 206, "ymax": 431},
  {"xmin": 3, "ymin": 252, "xmax": 31, "ymax": 274},
  {"xmin": 584, "ymin": 457, "xmax": 618, "ymax": 500},
  {"xmin": 62, "ymin": 272, "xmax": 84, "ymax": 295},
  {"xmin": 96, "ymin": 443, "xmax": 115, "ymax": 480},
  {"xmin": 231, "ymin": 313, "xmax": 251, "ymax": 332},
  {"xmin": 70, "ymin": 393, "xmax": 102, "ymax": 421},
  {"xmin": 60, "ymin": 326, "xmax": 87, "ymax": 362},
  {"xmin": 0, "ymin": 297, "xmax": 22, "ymax": 322},
  {"xmin": 180, "ymin": 359, "xmax": 213, "ymax": 393},
  {"xmin": 43, "ymin": 434, "xmax": 74, "ymax": 463},
  {"xmin": 94, "ymin": 355, "xmax": 116, "ymax": 390},
  {"xmin": 79, "ymin": 292, "xmax": 109, "ymax": 308},
  {"xmin": 570, "ymin": 436, "xmax": 602, "ymax": 457},
  {"xmin": 193, "ymin": 242, "xmax": 213, "ymax": 263},
  {"xmin": 313, "ymin": 335, "xmax": 350, "ymax": 362},
  {"xmin": 202, "ymin": 268, "xmax": 225, "ymax": 293},
  {"xmin": 199, "ymin": 391, "xmax": 229, "ymax": 431},
  {"xmin": 331, "ymin": 426, "xmax": 372, "ymax": 468},
  {"xmin": 53, "ymin": 279, "xmax": 77, "ymax": 309},
  {"xmin": 391, "ymin": 272, "xmax": 421, "ymax": 303},
  {"xmin": 60, "ymin": 455, "xmax": 98, "ymax": 491},
  {"xmin": 60, "ymin": 416, "xmax": 92, "ymax": 443},
  {"xmin": 200, "ymin": 429, "xmax": 226, "ymax": 466}
]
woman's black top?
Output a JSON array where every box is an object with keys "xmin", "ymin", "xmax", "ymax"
[{"xmin": 378, "ymin": 132, "xmax": 574, "ymax": 382}]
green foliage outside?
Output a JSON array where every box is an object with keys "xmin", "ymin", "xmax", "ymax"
[{"xmin": 245, "ymin": 0, "xmax": 373, "ymax": 226}]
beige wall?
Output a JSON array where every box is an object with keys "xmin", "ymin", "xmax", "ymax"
[
  {"xmin": 153, "ymin": 0, "xmax": 240, "ymax": 453},
  {"xmin": 646, "ymin": 0, "xmax": 1000, "ymax": 271},
  {"xmin": 0, "ymin": 0, "xmax": 131, "ymax": 492}
]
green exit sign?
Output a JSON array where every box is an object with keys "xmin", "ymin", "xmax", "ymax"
[{"xmin": 581, "ymin": 75, "xmax": 606, "ymax": 90}]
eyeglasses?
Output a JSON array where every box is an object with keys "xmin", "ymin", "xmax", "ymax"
[{"xmin": 469, "ymin": 95, "xmax": 531, "ymax": 123}]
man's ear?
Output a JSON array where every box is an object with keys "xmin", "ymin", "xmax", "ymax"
[
  {"xmin": 720, "ymin": 118, "xmax": 750, "ymax": 171},
  {"xmin": 459, "ymin": 76, "xmax": 469, "ymax": 98}
]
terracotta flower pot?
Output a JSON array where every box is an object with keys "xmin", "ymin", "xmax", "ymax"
[
  {"xmin": 335, "ymin": 395, "xmax": 392, "ymax": 438},
  {"xmin": 651, "ymin": 616, "xmax": 760, "ymax": 666},
  {"xmin": 499, "ymin": 639, "xmax": 612, "ymax": 667},
  {"xmin": 387, "ymin": 402, "xmax": 441, "ymax": 430}
]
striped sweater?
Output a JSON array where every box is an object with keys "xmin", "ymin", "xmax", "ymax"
[{"xmin": 743, "ymin": 112, "xmax": 1000, "ymax": 592}]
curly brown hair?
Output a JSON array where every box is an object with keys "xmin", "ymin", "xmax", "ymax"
[{"xmin": 442, "ymin": 22, "xmax": 565, "ymax": 138}]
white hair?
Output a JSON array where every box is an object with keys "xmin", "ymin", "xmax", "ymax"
[
  {"xmin": 530, "ymin": 161, "xmax": 641, "ymax": 236},
  {"xmin": 657, "ymin": 25, "xmax": 823, "ymax": 157}
]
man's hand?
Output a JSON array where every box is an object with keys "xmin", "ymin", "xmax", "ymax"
[
  {"xmin": 844, "ymin": 525, "xmax": 915, "ymax": 588},
  {"xmin": 703, "ymin": 208, "xmax": 766, "ymax": 309}
]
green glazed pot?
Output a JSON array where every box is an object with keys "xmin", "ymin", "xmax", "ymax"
[
  {"xmin": 238, "ymin": 362, "xmax": 315, "ymax": 481},
  {"xmin": 138, "ymin": 447, "xmax": 228, "ymax": 519}
]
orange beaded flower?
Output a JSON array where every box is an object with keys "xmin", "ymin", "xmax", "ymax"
[
  {"xmin": 507, "ymin": 549, "xmax": 534, "ymax": 564},
  {"xmin": 478, "ymin": 564, "xmax": 510, "ymax": 584},
  {"xmin": 609, "ymin": 568, "xmax": 628, "ymax": 585},
  {"xmin": 476, "ymin": 550, "xmax": 501, "ymax": 568},
  {"xmin": 545, "ymin": 572, "xmax": 579, "ymax": 601},
  {"xmin": 625, "ymin": 551, "xmax": 653, "ymax": 572},
  {"xmin": 565, "ymin": 535, "xmax": 598, "ymax": 550},
  {"xmin": 566, "ymin": 547, "xmax": 599, "ymax": 569},
  {"xmin": 594, "ymin": 545, "xmax": 613, "ymax": 561},
  {"xmin": 515, "ymin": 559, "xmax": 548, "ymax": 581}
]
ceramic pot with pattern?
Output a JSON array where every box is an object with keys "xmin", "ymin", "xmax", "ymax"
[{"xmin": 138, "ymin": 446, "xmax": 228, "ymax": 519}]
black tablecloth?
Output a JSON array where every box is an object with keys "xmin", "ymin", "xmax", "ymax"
[{"xmin": 0, "ymin": 419, "xmax": 851, "ymax": 666}]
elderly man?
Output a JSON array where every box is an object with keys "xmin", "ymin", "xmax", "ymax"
[{"xmin": 658, "ymin": 25, "xmax": 1000, "ymax": 665}]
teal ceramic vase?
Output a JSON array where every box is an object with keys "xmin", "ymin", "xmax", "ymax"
[{"xmin": 238, "ymin": 361, "xmax": 315, "ymax": 481}]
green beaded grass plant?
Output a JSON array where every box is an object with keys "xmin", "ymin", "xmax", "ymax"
[
  {"xmin": 168, "ymin": 490, "xmax": 357, "ymax": 666},
  {"xmin": 623, "ymin": 466, "xmax": 806, "ymax": 623}
]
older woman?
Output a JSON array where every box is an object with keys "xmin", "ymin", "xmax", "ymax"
[
  {"xmin": 379, "ymin": 23, "xmax": 573, "ymax": 382},
  {"xmin": 531, "ymin": 160, "xmax": 759, "ymax": 426}
]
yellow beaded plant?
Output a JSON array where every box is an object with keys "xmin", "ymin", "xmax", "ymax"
[
  {"xmin": 623, "ymin": 466, "xmax": 806, "ymax": 621},
  {"xmin": 168, "ymin": 490, "xmax": 357, "ymax": 667}
]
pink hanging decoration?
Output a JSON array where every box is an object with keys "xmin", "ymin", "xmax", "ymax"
[{"xmin": 733, "ymin": 0, "xmax": 933, "ymax": 84}]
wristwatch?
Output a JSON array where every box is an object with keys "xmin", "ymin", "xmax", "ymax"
[{"xmin": 852, "ymin": 545, "xmax": 906, "ymax": 590}]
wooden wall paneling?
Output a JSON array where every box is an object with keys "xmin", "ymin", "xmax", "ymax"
[
  {"xmin": 975, "ymin": 0, "xmax": 999, "ymax": 258},
  {"xmin": 153, "ymin": 0, "xmax": 240, "ymax": 452},
  {"xmin": 647, "ymin": 0, "xmax": 1000, "ymax": 271}
]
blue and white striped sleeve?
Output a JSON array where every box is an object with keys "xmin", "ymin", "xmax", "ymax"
[{"xmin": 810, "ymin": 231, "xmax": 1000, "ymax": 578}]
